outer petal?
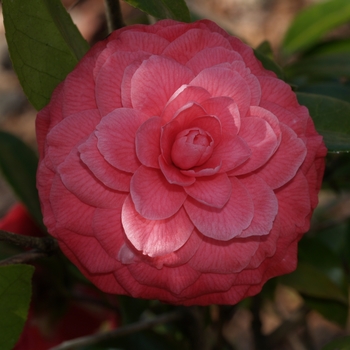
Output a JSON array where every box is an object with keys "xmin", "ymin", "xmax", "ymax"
[
  {"xmin": 230, "ymin": 116, "xmax": 278, "ymax": 175},
  {"xmin": 256, "ymin": 123, "xmax": 307, "ymax": 189},
  {"xmin": 46, "ymin": 110, "xmax": 100, "ymax": 169},
  {"xmin": 188, "ymin": 233, "xmax": 259, "ymax": 274},
  {"xmin": 127, "ymin": 262, "xmax": 200, "ymax": 295},
  {"xmin": 239, "ymin": 175, "xmax": 278, "ymax": 238},
  {"xmin": 186, "ymin": 47, "xmax": 242, "ymax": 75},
  {"xmin": 122, "ymin": 195, "xmax": 193, "ymax": 257},
  {"xmin": 92, "ymin": 201, "xmax": 128, "ymax": 260},
  {"xmin": 136, "ymin": 116, "xmax": 162, "ymax": 168},
  {"xmin": 184, "ymin": 173, "xmax": 232, "ymax": 208},
  {"xmin": 50, "ymin": 175, "xmax": 95, "ymax": 236},
  {"xmin": 189, "ymin": 67, "xmax": 251, "ymax": 117},
  {"xmin": 184, "ymin": 177, "xmax": 254, "ymax": 240},
  {"xmin": 131, "ymin": 56, "xmax": 195, "ymax": 117},
  {"xmin": 58, "ymin": 145, "xmax": 124, "ymax": 209},
  {"xmin": 130, "ymin": 166, "xmax": 187, "ymax": 220},
  {"xmin": 275, "ymin": 170, "xmax": 311, "ymax": 231},
  {"xmin": 162, "ymin": 28, "xmax": 232, "ymax": 65},
  {"xmin": 96, "ymin": 108, "xmax": 149, "ymax": 173},
  {"xmin": 95, "ymin": 51, "xmax": 150, "ymax": 116},
  {"xmin": 79, "ymin": 133, "xmax": 131, "ymax": 192}
]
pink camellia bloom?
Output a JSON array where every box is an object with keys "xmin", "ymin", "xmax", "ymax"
[{"xmin": 36, "ymin": 19, "xmax": 327, "ymax": 305}]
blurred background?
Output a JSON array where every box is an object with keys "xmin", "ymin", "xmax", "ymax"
[{"xmin": 1, "ymin": 1, "xmax": 350, "ymax": 349}]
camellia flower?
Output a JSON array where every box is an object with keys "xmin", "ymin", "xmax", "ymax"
[{"xmin": 36, "ymin": 19, "xmax": 327, "ymax": 305}]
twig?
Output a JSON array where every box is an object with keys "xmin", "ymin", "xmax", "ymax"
[
  {"xmin": 50, "ymin": 310, "xmax": 184, "ymax": 350},
  {"xmin": 0, "ymin": 229, "xmax": 58, "ymax": 252},
  {"xmin": 0, "ymin": 249, "xmax": 50, "ymax": 266},
  {"xmin": 104, "ymin": 0, "xmax": 125, "ymax": 32}
]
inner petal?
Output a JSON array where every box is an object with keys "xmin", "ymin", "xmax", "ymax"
[{"xmin": 171, "ymin": 128, "xmax": 214, "ymax": 169}]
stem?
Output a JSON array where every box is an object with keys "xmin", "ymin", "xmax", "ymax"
[
  {"xmin": 50, "ymin": 310, "xmax": 184, "ymax": 350},
  {"xmin": 0, "ymin": 249, "xmax": 50, "ymax": 266},
  {"xmin": 0, "ymin": 230, "xmax": 58, "ymax": 252},
  {"xmin": 104, "ymin": 0, "xmax": 125, "ymax": 32}
]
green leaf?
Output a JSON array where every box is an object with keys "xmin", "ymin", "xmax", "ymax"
[
  {"xmin": 286, "ymin": 52, "xmax": 350, "ymax": 80},
  {"xmin": 0, "ymin": 131, "xmax": 43, "ymax": 229},
  {"xmin": 2, "ymin": 0, "xmax": 89, "ymax": 110},
  {"xmin": 282, "ymin": 0, "xmax": 350, "ymax": 55},
  {"xmin": 0, "ymin": 265, "xmax": 34, "ymax": 350},
  {"xmin": 322, "ymin": 336, "xmax": 350, "ymax": 350},
  {"xmin": 279, "ymin": 262, "xmax": 348, "ymax": 304},
  {"xmin": 254, "ymin": 48, "xmax": 284, "ymax": 80},
  {"xmin": 123, "ymin": 0, "xmax": 191, "ymax": 22},
  {"xmin": 298, "ymin": 237, "xmax": 346, "ymax": 289},
  {"xmin": 296, "ymin": 92, "xmax": 350, "ymax": 152},
  {"xmin": 296, "ymin": 83, "xmax": 350, "ymax": 102}
]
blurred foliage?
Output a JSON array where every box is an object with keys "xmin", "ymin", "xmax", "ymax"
[{"xmin": 1, "ymin": 0, "xmax": 350, "ymax": 349}]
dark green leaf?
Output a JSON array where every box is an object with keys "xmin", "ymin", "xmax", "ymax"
[
  {"xmin": 279, "ymin": 262, "xmax": 348, "ymax": 304},
  {"xmin": 2, "ymin": 0, "xmax": 89, "ymax": 110},
  {"xmin": 298, "ymin": 237, "xmax": 346, "ymax": 289},
  {"xmin": 0, "ymin": 264, "xmax": 34, "ymax": 350},
  {"xmin": 282, "ymin": 0, "xmax": 350, "ymax": 55},
  {"xmin": 296, "ymin": 83, "xmax": 350, "ymax": 102},
  {"xmin": 322, "ymin": 336, "xmax": 350, "ymax": 350},
  {"xmin": 286, "ymin": 52, "xmax": 350, "ymax": 80},
  {"xmin": 255, "ymin": 40, "xmax": 274, "ymax": 58},
  {"xmin": 296, "ymin": 92, "xmax": 350, "ymax": 152},
  {"xmin": 0, "ymin": 131, "xmax": 43, "ymax": 229},
  {"xmin": 253, "ymin": 49, "xmax": 284, "ymax": 80},
  {"xmin": 304, "ymin": 297, "xmax": 348, "ymax": 327},
  {"xmin": 123, "ymin": 0, "xmax": 191, "ymax": 22}
]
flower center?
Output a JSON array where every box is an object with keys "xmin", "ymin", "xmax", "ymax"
[{"xmin": 171, "ymin": 128, "xmax": 214, "ymax": 169}]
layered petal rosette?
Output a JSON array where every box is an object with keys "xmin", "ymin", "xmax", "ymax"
[{"xmin": 36, "ymin": 20, "xmax": 327, "ymax": 305}]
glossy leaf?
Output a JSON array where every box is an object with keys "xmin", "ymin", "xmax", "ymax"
[
  {"xmin": 296, "ymin": 83, "xmax": 350, "ymax": 102},
  {"xmin": 279, "ymin": 262, "xmax": 348, "ymax": 304},
  {"xmin": 296, "ymin": 92, "xmax": 350, "ymax": 152},
  {"xmin": 254, "ymin": 48, "xmax": 284, "ymax": 80},
  {"xmin": 322, "ymin": 336, "xmax": 350, "ymax": 350},
  {"xmin": 298, "ymin": 237, "xmax": 346, "ymax": 289},
  {"xmin": 2, "ymin": 0, "xmax": 89, "ymax": 110},
  {"xmin": 123, "ymin": 0, "xmax": 191, "ymax": 22},
  {"xmin": 0, "ymin": 265, "xmax": 34, "ymax": 350},
  {"xmin": 0, "ymin": 132, "xmax": 43, "ymax": 229},
  {"xmin": 283, "ymin": 0, "xmax": 350, "ymax": 55},
  {"xmin": 286, "ymin": 52, "xmax": 350, "ymax": 80}
]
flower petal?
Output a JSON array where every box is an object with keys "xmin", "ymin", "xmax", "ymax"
[
  {"xmin": 95, "ymin": 51, "xmax": 150, "ymax": 116},
  {"xmin": 79, "ymin": 133, "xmax": 131, "ymax": 192},
  {"xmin": 130, "ymin": 166, "xmax": 187, "ymax": 220},
  {"xmin": 256, "ymin": 123, "xmax": 307, "ymax": 189},
  {"xmin": 159, "ymin": 156, "xmax": 196, "ymax": 186},
  {"xmin": 184, "ymin": 173, "xmax": 232, "ymax": 208},
  {"xmin": 184, "ymin": 177, "xmax": 254, "ymax": 240},
  {"xmin": 46, "ymin": 110, "xmax": 100, "ymax": 169},
  {"xmin": 239, "ymin": 175, "xmax": 278, "ymax": 238},
  {"xmin": 161, "ymin": 85, "xmax": 211, "ymax": 122},
  {"xmin": 230, "ymin": 116, "xmax": 278, "ymax": 175},
  {"xmin": 96, "ymin": 108, "xmax": 148, "ymax": 173},
  {"xmin": 122, "ymin": 195, "xmax": 194, "ymax": 257},
  {"xmin": 58, "ymin": 145, "xmax": 124, "ymax": 209},
  {"xmin": 163, "ymin": 28, "xmax": 232, "ymax": 65},
  {"xmin": 186, "ymin": 46, "xmax": 242, "ymax": 75},
  {"xmin": 131, "ymin": 56, "xmax": 195, "ymax": 117},
  {"xmin": 189, "ymin": 67, "xmax": 251, "ymax": 117},
  {"xmin": 275, "ymin": 170, "xmax": 311, "ymax": 231},
  {"xmin": 188, "ymin": 234, "xmax": 259, "ymax": 273},
  {"xmin": 135, "ymin": 116, "xmax": 162, "ymax": 168},
  {"xmin": 50, "ymin": 175, "xmax": 95, "ymax": 236}
]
